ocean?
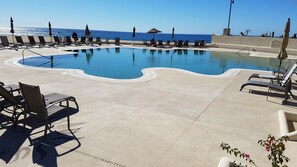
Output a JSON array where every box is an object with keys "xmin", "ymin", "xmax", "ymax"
[{"xmin": 0, "ymin": 27, "xmax": 212, "ymax": 43}]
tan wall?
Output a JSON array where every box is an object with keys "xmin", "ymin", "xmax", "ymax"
[{"xmin": 212, "ymin": 35, "xmax": 297, "ymax": 50}]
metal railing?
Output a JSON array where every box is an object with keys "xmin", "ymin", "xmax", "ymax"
[
  {"xmin": 21, "ymin": 48, "xmax": 53, "ymax": 67},
  {"xmin": 22, "ymin": 48, "xmax": 52, "ymax": 60},
  {"xmin": 236, "ymin": 47, "xmax": 251, "ymax": 55}
]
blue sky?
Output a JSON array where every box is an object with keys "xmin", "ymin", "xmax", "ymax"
[{"xmin": 0, "ymin": 0, "xmax": 296, "ymax": 36}]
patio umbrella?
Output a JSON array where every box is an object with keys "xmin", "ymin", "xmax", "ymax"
[
  {"xmin": 48, "ymin": 21, "xmax": 52, "ymax": 42},
  {"xmin": 147, "ymin": 28, "xmax": 161, "ymax": 39},
  {"xmin": 277, "ymin": 18, "xmax": 290, "ymax": 78},
  {"xmin": 172, "ymin": 27, "xmax": 175, "ymax": 40},
  {"xmin": 133, "ymin": 27, "xmax": 136, "ymax": 37},
  {"xmin": 10, "ymin": 17, "xmax": 14, "ymax": 43},
  {"xmin": 85, "ymin": 24, "xmax": 91, "ymax": 37},
  {"xmin": 132, "ymin": 27, "xmax": 136, "ymax": 45}
]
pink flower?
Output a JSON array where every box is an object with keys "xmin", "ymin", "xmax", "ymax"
[
  {"xmin": 266, "ymin": 146, "xmax": 270, "ymax": 152},
  {"xmin": 243, "ymin": 153, "xmax": 250, "ymax": 158}
]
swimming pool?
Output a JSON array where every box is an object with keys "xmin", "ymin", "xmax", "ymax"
[{"xmin": 19, "ymin": 47, "xmax": 292, "ymax": 79}]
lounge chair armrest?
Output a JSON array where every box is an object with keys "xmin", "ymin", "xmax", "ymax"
[{"xmin": 45, "ymin": 99, "xmax": 68, "ymax": 109}]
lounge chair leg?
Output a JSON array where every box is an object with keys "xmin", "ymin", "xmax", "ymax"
[
  {"xmin": 44, "ymin": 118, "xmax": 49, "ymax": 138},
  {"xmin": 266, "ymin": 87, "xmax": 272, "ymax": 101},
  {"xmin": 67, "ymin": 100, "xmax": 70, "ymax": 130},
  {"xmin": 74, "ymin": 100, "xmax": 79, "ymax": 110},
  {"xmin": 289, "ymin": 90, "xmax": 296, "ymax": 99},
  {"xmin": 239, "ymin": 85, "xmax": 244, "ymax": 91}
]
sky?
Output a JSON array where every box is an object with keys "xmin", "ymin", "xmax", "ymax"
[{"xmin": 0, "ymin": 0, "xmax": 296, "ymax": 36}]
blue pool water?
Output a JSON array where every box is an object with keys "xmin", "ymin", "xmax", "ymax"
[{"xmin": 19, "ymin": 47, "xmax": 292, "ymax": 79}]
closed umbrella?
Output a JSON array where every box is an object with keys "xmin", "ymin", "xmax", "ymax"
[
  {"xmin": 277, "ymin": 18, "xmax": 290, "ymax": 78},
  {"xmin": 133, "ymin": 27, "xmax": 136, "ymax": 37},
  {"xmin": 48, "ymin": 22, "xmax": 52, "ymax": 36},
  {"xmin": 172, "ymin": 27, "xmax": 175, "ymax": 40},
  {"xmin": 10, "ymin": 17, "xmax": 14, "ymax": 43},
  {"xmin": 132, "ymin": 27, "xmax": 136, "ymax": 45},
  {"xmin": 85, "ymin": 24, "xmax": 90, "ymax": 37},
  {"xmin": 48, "ymin": 21, "xmax": 52, "ymax": 42}
]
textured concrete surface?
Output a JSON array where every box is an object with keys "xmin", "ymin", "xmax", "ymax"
[{"xmin": 0, "ymin": 45, "xmax": 296, "ymax": 167}]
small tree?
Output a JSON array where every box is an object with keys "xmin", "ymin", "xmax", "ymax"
[
  {"xmin": 221, "ymin": 143, "xmax": 256, "ymax": 167},
  {"xmin": 245, "ymin": 29, "xmax": 251, "ymax": 36},
  {"xmin": 258, "ymin": 135, "xmax": 290, "ymax": 167},
  {"xmin": 221, "ymin": 135, "xmax": 290, "ymax": 167}
]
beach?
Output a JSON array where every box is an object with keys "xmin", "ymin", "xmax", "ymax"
[{"xmin": 0, "ymin": 43, "xmax": 297, "ymax": 166}]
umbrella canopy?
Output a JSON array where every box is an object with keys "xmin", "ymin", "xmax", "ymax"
[
  {"xmin": 85, "ymin": 24, "xmax": 91, "ymax": 36},
  {"xmin": 48, "ymin": 22, "xmax": 52, "ymax": 36},
  {"xmin": 277, "ymin": 18, "xmax": 290, "ymax": 77},
  {"xmin": 147, "ymin": 28, "xmax": 161, "ymax": 34},
  {"xmin": 277, "ymin": 18, "xmax": 290, "ymax": 61},
  {"xmin": 147, "ymin": 28, "xmax": 161, "ymax": 39},
  {"xmin": 10, "ymin": 17, "xmax": 14, "ymax": 34},
  {"xmin": 133, "ymin": 27, "xmax": 136, "ymax": 37},
  {"xmin": 172, "ymin": 27, "xmax": 175, "ymax": 39}
]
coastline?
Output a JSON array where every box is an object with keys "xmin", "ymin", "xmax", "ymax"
[{"xmin": 0, "ymin": 26, "xmax": 212, "ymax": 43}]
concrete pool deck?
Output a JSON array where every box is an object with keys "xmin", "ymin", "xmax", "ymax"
[{"xmin": 0, "ymin": 45, "xmax": 297, "ymax": 166}]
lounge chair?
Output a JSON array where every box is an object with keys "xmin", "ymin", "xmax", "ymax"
[
  {"xmin": 194, "ymin": 40, "xmax": 200, "ymax": 47},
  {"xmin": 165, "ymin": 40, "xmax": 170, "ymax": 46},
  {"xmin": 19, "ymin": 82, "xmax": 79, "ymax": 137},
  {"xmin": 240, "ymin": 63, "xmax": 297, "ymax": 91},
  {"xmin": 53, "ymin": 36, "xmax": 62, "ymax": 46},
  {"xmin": 266, "ymin": 79, "xmax": 295, "ymax": 104},
  {"xmin": 0, "ymin": 85, "xmax": 25, "ymax": 126},
  {"xmin": 87, "ymin": 37, "xmax": 94, "ymax": 45},
  {"xmin": 240, "ymin": 63, "xmax": 297, "ymax": 103},
  {"xmin": 199, "ymin": 40, "xmax": 206, "ymax": 47},
  {"xmin": 183, "ymin": 40, "xmax": 189, "ymax": 47},
  {"xmin": 163, "ymin": 40, "xmax": 172, "ymax": 48},
  {"xmin": 38, "ymin": 36, "xmax": 46, "ymax": 46},
  {"xmin": 28, "ymin": 36, "xmax": 41, "ymax": 47},
  {"xmin": 78, "ymin": 36, "xmax": 86, "ymax": 45},
  {"xmin": 247, "ymin": 63, "xmax": 297, "ymax": 81},
  {"xmin": 0, "ymin": 82, "xmax": 20, "ymax": 94},
  {"xmin": 143, "ymin": 40, "xmax": 148, "ymax": 46},
  {"xmin": 95, "ymin": 37, "xmax": 102, "ymax": 46},
  {"xmin": 115, "ymin": 37, "xmax": 120, "ymax": 46},
  {"xmin": 157, "ymin": 40, "xmax": 163, "ymax": 46},
  {"xmin": 0, "ymin": 36, "xmax": 14, "ymax": 49},
  {"xmin": 105, "ymin": 38, "xmax": 110, "ymax": 45},
  {"xmin": 177, "ymin": 40, "xmax": 183, "ymax": 47},
  {"xmin": 38, "ymin": 36, "xmax": 54, "ymax": 47},
  {"xmin": 15, "ymin": 36, "xmax": 27, "ymax": 48},
  {"xmin": 65, "ymin": 36, "xmax": 73, "ymax": 45},
  {"xmin": 149, "ymin": 39, "xmax": 156, "ymax": 47}
]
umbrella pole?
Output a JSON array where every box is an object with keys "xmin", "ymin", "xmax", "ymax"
[{"xmin": 277, "ymin": 59, "xmax": 282, "ymax": 80}]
